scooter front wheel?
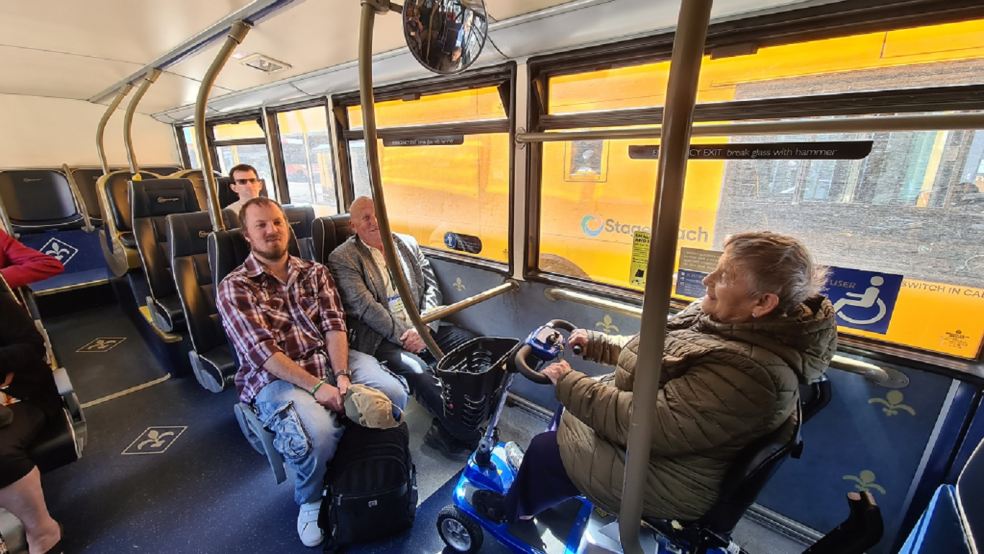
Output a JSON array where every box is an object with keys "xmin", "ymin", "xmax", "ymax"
[{"xmin": 437, "ymin": 505, "xmax": 484, "ymax": 553}]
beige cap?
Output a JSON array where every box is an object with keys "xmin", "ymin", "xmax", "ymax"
[{"xmin": 344, "ymin": 384, "xmax": 402, "ymax": 429}]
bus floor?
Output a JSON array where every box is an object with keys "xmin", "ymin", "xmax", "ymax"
[{"xmin": 36, "ymin": 304, "xmax": 809, "ymax": 553}]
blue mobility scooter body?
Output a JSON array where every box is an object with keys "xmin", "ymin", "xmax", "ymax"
[{"xmin": 434, "ymin": 320, "xmax": 733, "ymax": 554}]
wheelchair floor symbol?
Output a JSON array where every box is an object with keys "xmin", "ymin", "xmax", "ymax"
[
  {"xmin": 122, "ymin": 426, "xmax": 187, "ymax": 455},
  {"xmin": 40, "ymin": 237, "xmax": 79, "ymax": 265},
  {"xmin": 833, "ymin": 276, "xmax": 888, "ymax": 325},
  {"xmin": 77, "ymin": 337, "xmax": 126, "ymax": 353}
]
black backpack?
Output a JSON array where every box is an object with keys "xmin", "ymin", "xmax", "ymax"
[{"xmin": 319, "ymin": 421, "xmax": 417, "ymax": 552}]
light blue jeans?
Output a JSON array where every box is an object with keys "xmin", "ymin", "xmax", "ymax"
[{"xmin": 253, "ymin": 350, "xmax": 408, "ymax": 505}]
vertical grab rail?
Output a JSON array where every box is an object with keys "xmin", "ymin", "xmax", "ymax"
[
  {"xmin": 96, "ymin": 85, "xmax": 133, "ymax": 174},
  {"xmin": 618, "ymin": 1, "xmax": 712, "ymax": 552},
  {"xmin": 195, "ymin": 20, "xmax": 252, "ymax": 232},
  {"xmin": 123, "ymin": 69, "xmax": 162, "ymax": 175},
  {"xmin": 357, "ymin": 1, "xmax": 444, "ymax": 360}
]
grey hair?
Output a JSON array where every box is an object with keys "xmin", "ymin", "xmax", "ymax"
[{"xmin": 724, "ymin": 231, "xmax": 828, "ymax": 315}]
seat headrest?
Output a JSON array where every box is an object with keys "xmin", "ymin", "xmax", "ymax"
[
  {"xmin": 0, "ymin": 169, "xmax": 78, "ymax": 223},
  {"xmin": 282, "ymin": 205, "xmax": 316, "ymax": 238},
  {"xmin": 208, "ymin": 226, "xmax": 302, "ymax": 286},
  {"xmin": 130, "ymin": 178, "xmax": 201, "ymax": 218},
  {"xmin": 168, "ymin": 212, "xmax": 216, "ymax": 259},
  {"xmin": 208, "ymin": 230, "xmax": 252, "ymax": 287},
  {"xmin": 312, "ymin": 214, "xmax": 353, "ymax": 265}
]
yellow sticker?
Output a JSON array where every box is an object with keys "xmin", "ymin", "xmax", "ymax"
[{"xmin": 629, "ymin": 231, "xmax": 650, "ymax": 286}]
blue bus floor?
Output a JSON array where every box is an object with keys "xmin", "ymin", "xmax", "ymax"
[
  {"xmin": 37, "ymin": 368, "xmax": 545, "ymax": 553},
  {"xmin": 44, "ymin": 302, "xmax": 169, "ymax": 403}
]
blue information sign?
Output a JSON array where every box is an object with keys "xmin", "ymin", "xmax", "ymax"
[
  {"xmin": 676, "ymin": 269, "xmax": 709, "ymax": 298},
  {"xmin": 825, "ymin": 266, "xmax": 903, "ymax": 334}
]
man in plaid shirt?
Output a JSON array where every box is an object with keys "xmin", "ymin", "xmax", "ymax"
[{"xmin": 217, "ymin": 198, "xmax": 407, "ymax": 548}]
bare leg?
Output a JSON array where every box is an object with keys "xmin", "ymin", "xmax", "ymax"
[{"xmin": 0, "ymin": 467, "xmax": 61, "ymax": 553}]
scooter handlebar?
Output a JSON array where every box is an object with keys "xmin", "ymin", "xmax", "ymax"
[{"xmin": 514, "ymin": 319, "xmax": 580, "ymax": 384}]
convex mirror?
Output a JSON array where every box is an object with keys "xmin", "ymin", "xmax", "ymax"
[{"xmin": 403, "ymin": 0, "xmax": 487, "ymax": 74}]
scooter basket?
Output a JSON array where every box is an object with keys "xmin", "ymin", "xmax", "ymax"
[{"xmin": 434, "ymin": 337, "xmax": 519, "ymax": 432}]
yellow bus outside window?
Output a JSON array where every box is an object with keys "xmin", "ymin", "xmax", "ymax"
[
  {"xmin": 538, "ymin": 18, "xmax": 984, "ymax": 359},
  {"xmin": 548, "ymin": 19, "xmax": 984, "ymax": 114}
]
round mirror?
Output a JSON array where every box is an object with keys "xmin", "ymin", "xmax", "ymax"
[{"xmin": 403, "ymin": 0, "xmax": 488, "ymax": 75}]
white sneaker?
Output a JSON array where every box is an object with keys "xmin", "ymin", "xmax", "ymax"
[{"xmin": 297, "ymin": 501, "xmax": 324, "ymax": 547}]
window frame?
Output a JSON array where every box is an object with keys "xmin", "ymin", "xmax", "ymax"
[
  {"xmin": 524, "ymin": 2, "xmax": 984, "ymax": 367},
  {"xmin": 267, "ymin": 97, "xmax": 343, "ymax": 210},
  {"xmin": 331, "ymin": 62, "xmax": 517, "ymax": 274}
]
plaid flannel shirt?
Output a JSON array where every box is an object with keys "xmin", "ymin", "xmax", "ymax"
[{"xmin": 217, "ymin": 253, "xmax": 347, "ymax": 403}]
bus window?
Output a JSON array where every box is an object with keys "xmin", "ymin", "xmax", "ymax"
[
  {"xmin": 535, "ymin": 18, "xmax": 984, "ymax": 359},
  {"xmin": 277, "ymin": 106, "xmax": 338, "ymax": 216},
  {"xmin": 342, "ymin": 82, "xmax": 510, "ymax": 264},
  {"xmin": 548, "ymin": 19, "xmax": 984, "ymax": 114},
  {"xmin": 181, "ymin": 126, "xmax": 199, "ymax": 168},
  {"xmin": 212, "ymin": 120, "xmax": 275, "ymax": 190}
]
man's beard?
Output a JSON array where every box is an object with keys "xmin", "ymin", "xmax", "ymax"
[{"xmin": 253, "ymin": 240, "xmax": 287, "ymax": 261}]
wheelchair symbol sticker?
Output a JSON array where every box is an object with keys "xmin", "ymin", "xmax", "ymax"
[{"xmin": 826, "ymin": 267, "xmax": 902, "ymax": 334}]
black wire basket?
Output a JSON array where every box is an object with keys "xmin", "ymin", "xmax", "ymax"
[{"xmin": 434, "ymin": 337, "xmax": 519, "ymax": 432}]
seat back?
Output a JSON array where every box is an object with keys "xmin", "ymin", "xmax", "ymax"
[
  {"xmin": 65, "ymin": 168, "xmax": 107, "ymax": 224},
  {"xmin": 130, "ymin": 178, "xmax": 200, "ymax": 331},
  {"xmin": 956, "ymin": 437, "xmax": 984, "ymax": 549},
  {"xmin": 169, "ymin": 211, "xmax": 226, "ymax": 354},
  {"xmin": 0, "ymin": 170, "xmax": 84, "ymax": 231},
  {"xmin": 99, "ymin": 170, "xmax": 160, "ymax": 239},
  {"xmin": 312, "ymin": 214, "xmax": 352, "ymax": 265},
  {"xmin": 208, "ymin": 227, "xmax": 301, "ymax": 290},
  {"xmin": 282, "ymin": 205, "xmax": 317, "ymax": 260},
  {"xmin": 801, "ymin": 376, "xmax": 832, "ymax": 424},
  {"xmin": 169, "ymin": 211, "xmax": 236, "ymax": 392},
  {"xmin": 170, "ymin": 169, "xmax": 223, "ymax": 210},
  {"xmin": 698, "ymin": 403, "xmax": 803, "ymax": 535},
  {"xmin": 144, "ymin": 166, "xmax": 183, "ymax": 176}
]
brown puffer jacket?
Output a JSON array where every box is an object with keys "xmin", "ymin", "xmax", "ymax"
[{"xmin": 554, "ymin": 296, "xmax": 836, "ymax": 521}]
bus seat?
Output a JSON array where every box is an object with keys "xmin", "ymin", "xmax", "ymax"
[
  {"xmin": 130, "ymin": 178, "xmax": 201, "ymax": 333},
  {"xmin": 170, "ymin": 169, "xmax": 222, "ymax": 212},
  {"xmin": 208, "ymin": 229, "xmax": 299, "ymax": 484},
  {"xmin": 0, "ymin": 279, "xmax": 85, "ymax": 472},
  {"xmin": 311, "ymin": 214, "xmax": 352, "ymax": 265},
  {"xmin": 169, "ymin": 211, "xmax": 237, "ymax": 393},
  {"xmin": 0, "ymin": 170, "xmax": 84, "ymax": 232},
  {"xmin": 234, "ymin": 402, "xmax": 288, "ymax": 485},
  {"xmin": 207, "ymin": 227, "xmax": 300, "ymax": 292},
  {"xmin": 144, "ymin": 166, "xmax": 183, "ymax": 176},
  {"xmin": 66, "ymin": 168, "xmax": 108, "ymax": 225},
  {"xmin": 282, "ymin": 205, "xmax": 316, "ymax": 260},
  {"xmin": 650, "ymin": 401, "xmax": 807, "ymax": 552},
  {"xmin": 898, "ymin": 437, "xmax": 983, "ymax": 553},
  {"xmin": 95, "ymin": 170, "xmax": 159, "ymax": 277}
]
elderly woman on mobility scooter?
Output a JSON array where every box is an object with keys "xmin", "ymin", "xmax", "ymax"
[{"xmin": 474, "ymin": 231, "xmax": 837, "ymax": 525}]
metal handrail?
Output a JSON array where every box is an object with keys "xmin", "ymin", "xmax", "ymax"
[
  {"xmin": 420, "ymin": 281, "xmax": 518, "ymax": 324},
  {"xmin": 617, "ymin": 2, "xmax": 712, "ymax": 550},
  {"xmin": 195, "ymin": 20, "xmax": 252, "ymax": 232},
  {"xmin": 515, "ymin": 112, "xmax": 984, "ymax": 143},
  {"xmin": 96, "ymin": 85, "xmax": 133, "ymax": 174},
  {"xmin": 357, "ymin": 0, "xmax": 443, "ymax": 360},
  {"xmin": 123, "ymin": 69, "xmax": 162, "ymax": 175},
  {"xmin": 544, "ymin": 287, "xmax": 897, "ymax": 385}
]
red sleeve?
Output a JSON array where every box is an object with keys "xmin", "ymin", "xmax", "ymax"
[{"xmin": 0, "ymin": 231, "xmax": 64, "ymax": 288}]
